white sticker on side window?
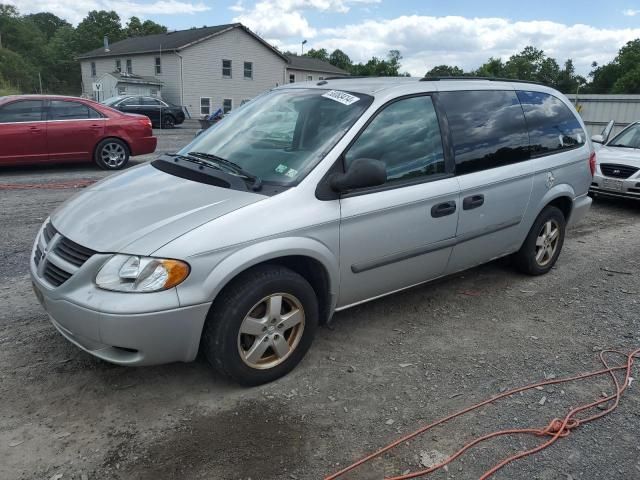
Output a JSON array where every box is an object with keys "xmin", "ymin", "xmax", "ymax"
[{"xmin": 322, "ymin": 90, "xmax": 360, "ymax": 106}]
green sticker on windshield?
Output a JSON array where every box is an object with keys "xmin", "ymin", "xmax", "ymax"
[{"xmin": 275, "ymin": 164, "xmax": 288, "ymax": 174}]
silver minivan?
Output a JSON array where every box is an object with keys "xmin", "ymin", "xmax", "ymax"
[{"xmin": 31, "ymin": 78, "xmax": 593, "ymax": 385}]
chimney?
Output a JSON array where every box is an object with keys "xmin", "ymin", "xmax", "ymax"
[{"xmin": 104, "ymin": 35, "xmax": 110, "ymax": 52}]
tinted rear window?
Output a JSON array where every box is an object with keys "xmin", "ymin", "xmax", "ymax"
[
  {"xmin": 49, "ymin": 100, "xmax": 101, "ymax": 120},
  {"xmin": 516, "ymin": 91, "xmax": 585, "ymax": 156},
  {"xmin": 439, "ymin": 90, "xmax": 530, "ymax": 175}
]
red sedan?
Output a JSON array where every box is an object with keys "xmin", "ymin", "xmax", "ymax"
[{"xmin": 0, "ymin": 95, "xmax": 157, "ymax": 170}]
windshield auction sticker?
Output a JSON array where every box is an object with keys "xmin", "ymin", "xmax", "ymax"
[{"xmin": 322, "ymin": 90, "xmax": 360, "ymax": 106}]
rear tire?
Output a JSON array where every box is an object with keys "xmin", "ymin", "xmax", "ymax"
[
  {"xmin": 513, "ymin": 206, "xmax": 566, "ymax": 275},
  {"xmin": 94, "ymin": 138, "xmax": 129, "ymax": 170},
  {"xmin": 201, "ymin": 265, "xmax": 319, "ymax": 386},
  {"xmin": 162, "ymin": 115, "xmax": 175, "ymax": 129}
]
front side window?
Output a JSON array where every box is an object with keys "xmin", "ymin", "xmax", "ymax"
[
  {"xmin": 200, "ymin": 97, "xmax": 211, "ymax": 115},
  {"xmin": 142, "ymin": 97, "xmax": 162, "ymax": 106},
  {"xmin": 91, "ymin": 62, "xmax": 96, "ymax": 77},
  {"xmin": 223, "ymin": 99, "xmax": 233, "ymax": 114},
  {"xmin": 155, "ymin": 57, "xmax": 162, "ymax": 75},
  {"xmin": 115, "ymin": 59, "xmax": 121, "ymax": 72},
  {"xmin": 222, "ymin": 59, "xmax": 232, "ymax": 78},
  {"xmin": 289, "ymin": 74, "xmax": 295, "ymax": 83},
  {"xmin": 345, "ymin": 96, "xmax": 445, "ymax": 182},
  {"xmin": 126, "ymin": 59, "xmax": 132, "ymax": 74},
  {"xmin": 181, "ymin": 88, "xmax": 373, "ymax": 185},
  {"xmin": 0, "ymin": 100, "xmax": 44, "ymax": 123},
  {"xmin": 49, "ymin": 100, "xmax": 101, "ymax": 120},
  {"xmin": 244, "ymin": 62, "xmax": 253, "ymax": 79},
  {"xmin": 608, "ymin": 123, "xmax": 640, "ymax": 149},
  {"xmin": 120, "ymin": 97, "xmax": 140, "ymax": 106},
  {"xmin": 517, "ymin": 91, "xmax": 585, "ymax": 156},
  {"xmin": 439, "ymin": 90, "xmax": 530, "ymax": 175},
  {"xmin": 307, "ymin": 75, "xmax": 313, "ymax": 81}
]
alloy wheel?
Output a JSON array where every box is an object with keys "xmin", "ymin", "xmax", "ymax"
[
  {"xmin": 100, "ymin": 142, "xmax": 126, "ymax": 168},
  {"xmin": 535, "ymin": 219, "xmax": 560, "ymax": 267},
  {"xmin": 237, "ymin": 293, "xmax": 305, "ymax": 370}
]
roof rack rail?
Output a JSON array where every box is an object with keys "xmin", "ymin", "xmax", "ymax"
[
  {"xmin": 322, "ymin": 76, "xmax": 370, "ymax": 81},
  {"xmin": 420, "ymin": 76, "xmax": 546, "ymax": 86}
]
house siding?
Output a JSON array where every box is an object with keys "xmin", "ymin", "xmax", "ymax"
[
  {"xmin": 80, "ymin": 53, "xmax": 180, "ymax": 104},
  {"xmin": 286, "ymin": 69, "xmax": 343, "ymax": 83},
  {"xmin": 180, "ymin": 28, "xmax": 287, "ymax": 116}
]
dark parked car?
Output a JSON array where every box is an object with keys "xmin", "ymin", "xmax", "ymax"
[
  {"xmin": 0, "ymin": 95, "xmax": 156, "ymax": 169},
  {"xmin": 102, "ymin": 95, "xmax": 185, "ymax": 128}
]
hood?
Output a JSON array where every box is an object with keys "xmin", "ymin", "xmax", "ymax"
[
  {"xmin": 51, "ymin": 164, "xmax": 266, "ymax": 254},
  {"xmin": 596, "ymin": 145, "xmax": 640, "ymax": 168}
]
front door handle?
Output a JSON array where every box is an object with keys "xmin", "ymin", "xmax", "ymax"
[
  {"xmin": 463, "ymin": 194, "xmax": 485, "ymax": 210},
  {"xmin": 431, "ymin": 201, "xmax": 457, "ymax": 218}
]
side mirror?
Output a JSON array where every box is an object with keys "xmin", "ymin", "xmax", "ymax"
[
  {"xmin": 591, "ymin": 134, "xmax": 604, "ymax": 144},
  {"xmin": 330, "ymin": 158, "xmax": 387, "ymax": 193}
]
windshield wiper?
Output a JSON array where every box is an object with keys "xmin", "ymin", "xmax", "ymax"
[
  {"xmin": 608, "ymin": 144, "xmax": 636, "ymax": 149},
  {"xmin": 187, "ymin": 151, "xmax": 262, "ymax": 191}
]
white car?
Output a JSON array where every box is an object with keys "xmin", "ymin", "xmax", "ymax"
[{"xmin": 590, "ymin": 121, "xmax": 640, "ymax": 200}]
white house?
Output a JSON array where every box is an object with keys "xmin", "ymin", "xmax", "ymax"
[
  {"xmin": 78, "ymin": 23, "xmax": 349, "ymax": 118},
  {"xmin": 95, "ymin": 71, "xmax": 163, "ymax": 101}
]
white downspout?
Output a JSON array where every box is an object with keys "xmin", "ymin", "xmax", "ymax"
[{"xmin": 175, "ymin": 51, "xmax": 184, "ymax": 108}]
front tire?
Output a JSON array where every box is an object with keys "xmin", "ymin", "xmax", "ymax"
[
  {"xmin": 513, "ymin": 206, "xmax": 566, "ymax": 275},
  {"xmin": 201, "ymin": 265, "xmax": 319, "ymax": 386},
  {"xmin": 94, "ymin": 138, "xmax": 129, "ymax": 170}
]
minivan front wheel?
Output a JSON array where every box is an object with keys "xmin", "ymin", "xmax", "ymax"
[
  {"xmin": 514, "ymin": 206, "xmax": 566, "ymax": 275},
  {"xmin": 201, "ymin": 265, "xmax": 318, "ymax": 386}
]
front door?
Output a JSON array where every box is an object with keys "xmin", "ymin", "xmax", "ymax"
[
  {"xmin": 46, "ymin": 100, "xmax": 105, "ymax": 162},
  {"xmin": 0, "ymin": 99, "xmax": 47, "ymax": 165},
  {"xmin": 337, "ymin": 95, "xmax": 459, "ymax": 308},
  {"xmin": 141, "ymin": 97, "xmax": 164, "ymax": 125}
]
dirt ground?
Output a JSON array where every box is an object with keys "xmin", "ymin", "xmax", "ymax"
[{"xmin": 1, "ymin": 128, "xmax": 639, "ymax": 479}]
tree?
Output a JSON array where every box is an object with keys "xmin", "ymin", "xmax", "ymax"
[
  {"xmin": 350, "ymin": 50, "xmax": 408, "ymax": 77},
  {"xmin": 24, "ymin": 12, "xmax": 70, "ymax": 40},
  {"xmin": 305, "ymin": 48, "xmax": 328, "ymax": 62},
  {"xmin": 75, "ymin": 10, "xmax": 124, "ymax": 53},
  {"xmin": 329, "ymin": 49, "xmax": 351, "ymax": 71},
  {"xmin": 425, "ymin": 65, "xmax": 464, "ymax": 77},
  {"xmin": 125, "ymin": 16, "xmax": 166, "ymax": 37},
  {"xmin": 474, "ymin": 57, "xmax": 505, "ymax": 77}
]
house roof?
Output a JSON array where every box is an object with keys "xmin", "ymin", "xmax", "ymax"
[
  {"xmin": 100, "ymin": 72, "xmax": 164, "ymax": 85},
  {"xmin": 285, "ymin": 55, "xmax": 349, "ymax": 75},
  {"xmin": 77, "ymin": 23, "xmax": 288, "ymax": 62}
]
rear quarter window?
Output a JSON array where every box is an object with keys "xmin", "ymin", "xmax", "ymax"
[
  {"xmin": 516, "ymin": 91, "xmax": 585, "ymax": 157},
  {"xmin": 438, "ymin": 90, "xmax": 530, "ymax": 175}
]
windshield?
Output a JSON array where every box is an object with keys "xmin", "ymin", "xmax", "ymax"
[
  {"xmin": 180, "ymin": 88, "xmax": 373, "ymax": 185},
  {"xmin": 608, "ymin": 123, "xmax": 640, "ymax": 148}
]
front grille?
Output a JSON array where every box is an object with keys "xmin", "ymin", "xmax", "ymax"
[
  {"xmin": 600, "ymin": 163, "xmax": 639, "ymax": 179},
  {"xmin": 35, "ymin": 221, "xmax": 97, "ymax": 288},
  {"xmin": 43, "ymin": 262, "xmax": 73, "ymax": 287},
  {"xmin": 54, "ymin": 236, "xmax": 95, "ymax": 267}
]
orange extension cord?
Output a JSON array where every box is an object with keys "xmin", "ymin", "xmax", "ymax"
[{"xmin": 325, "ymin": 348, "xmax": 639, "ymax": 480}]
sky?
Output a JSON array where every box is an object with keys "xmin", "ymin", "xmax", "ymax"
[{"xmin": 7, "ymin": 0, "xmax": 640, "ymax": 76}]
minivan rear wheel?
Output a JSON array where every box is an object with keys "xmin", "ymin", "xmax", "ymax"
[
  {"xmin": 514, "ymin": 206, "xmax": 566, "ymax": 275},
  {"xmin": 201, "ymin": 265, "xmax": 318, "ymax": 386}
]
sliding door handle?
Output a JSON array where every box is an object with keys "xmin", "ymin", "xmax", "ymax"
[
  {"xmin": 431, "ymin": 201, "xmax": 457, "ymax": 218},
  {"xmin": 463, "ymin": 194, "xmax": 485, "ymax": 210}
]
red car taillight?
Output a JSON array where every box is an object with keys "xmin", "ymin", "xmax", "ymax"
[
  {"xmin": 589, "ymin": 151, "xmax": 596, "ymax": 176},
  {"xmin": 139, "ymin": 117, "xmax": 152, "ymax": 129}
]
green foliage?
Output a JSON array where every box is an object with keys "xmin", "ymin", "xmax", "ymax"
[
  {"xmin": 589, "ymin": 39, "xmax": 640, "ymax": 93},
  {"xmin": 349, "ymin": 50, "xmax": 409, "ymax": 76},
  {"xmin": 329, "ymin": 49, "xmax": 351, "ymax": 71},
  {"xmin": 306, "ymin": 48, "xmax": 329, "ymax": 62},
  {"xmin": 0, "ymin": 4, "xmax": 168, "ymax": 95},
  {"xmin": 125, "ymin": 16, "xmax": 167, "ymax": 37},
  {"xmin": 425, "ymin": 65, "xmax": 464, "ymax": 77}
]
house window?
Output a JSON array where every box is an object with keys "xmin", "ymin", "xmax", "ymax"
[
  {"xmin": 90, "ymin": 62, "xmax": 96, "ymax": 77},
  {"xmin": 319, "ymin": 76, "xmax": 324, "ymax": 80},
  {"xmin": 200, "ymin": 97, "xmax": 211, "ymax": 115},
  {"xmin": 115, "ymin": 60, "xmax": 121, "ymax": 72},
  {"xmin": 222, "ymin": 59, "xmax": 232, "ymax": 78},
  {"xmin": 150, "ymin": 88, "xmax": 158, "ymax": 96},
  {"xmin": 126, "ymin": 59, "xmax": 132, "ymax": 74},
  {"xmin": 223, "ymin": 98, "xmax": 232, "ymax": 114},
  {"xmin": 289, "ymin": 74, "xmax": 295, "ymax": 83},
  {"xmin": 155, "ymin": 57, "xmax": 162, "ymax": 75},
  {"xmin": 118, "ymin": 86, "xmax": 126, "ymax": 95},
  {"xmin": 306, "ymin": 75, "xmax": 313, "ymax": 81},
  {"xmin": 244, "ymin": 62, "xmax": 253, "ymax": 79}
]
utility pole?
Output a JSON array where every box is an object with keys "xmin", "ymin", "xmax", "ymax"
[{"xmin": 301, "ymin": 39, "xmax": 307, "ymax": 55}]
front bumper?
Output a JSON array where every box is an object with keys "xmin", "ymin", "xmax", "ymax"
[
  {"xmin": 589, "ymin": 173, "xmax": 640, "ymax": 201},
  {"xmin": 30, "ymin": 224, "xmax": 210, "ymax": 366}
]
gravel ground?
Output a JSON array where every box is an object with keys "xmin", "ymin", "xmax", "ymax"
[{"xmin": 1, "ymin": 129, "xmax": 639, "ymax": 480}]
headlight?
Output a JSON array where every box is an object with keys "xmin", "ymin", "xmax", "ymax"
[{"xmin": 95, "ymin": 255, "xmax": 190, "ymax": 293}]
